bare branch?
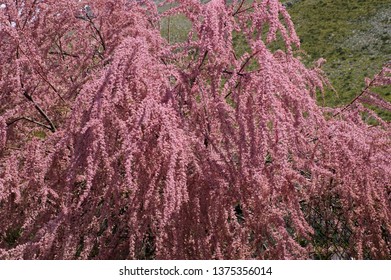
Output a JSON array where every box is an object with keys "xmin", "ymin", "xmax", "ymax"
[
  {"xmin": 49, "ymin": 50, "xmax": 80, "ymax": 58},
  {"xmin": 23, "ymin": 91, "xmax": 57, "ymax": 132},
  {"xmin": 198, "ymin": 50, "xmax": 208, "ymax": 70},
  {"xmin": 232, "ymin": 0, "xmax": 246, "ymax": 16},
  {"xmin": 6, "ymin": 116, "xmax": 53, "ymax": 131},
  {"xmin": 86, "ymin": 14, "xmax": 106, "ymax": 52}
]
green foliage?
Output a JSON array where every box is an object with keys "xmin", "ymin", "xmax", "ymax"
[
  {"xmin": 32, "ymin": 130, "xmax": 47, "ymax": 139},
  {"xmin": 161, "ymin": 14, "xmax": 192, "ymax": 44},
  {"xmin": 4, "ymin": 227, "xmax": 22, "ymax": 247}
]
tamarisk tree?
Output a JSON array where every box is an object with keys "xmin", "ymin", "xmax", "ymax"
[{"xmin": 0, "ymin": 0, "xmax": 390, "ymax": 259}]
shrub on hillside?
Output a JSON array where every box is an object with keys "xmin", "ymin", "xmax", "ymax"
[{"xmin": 0, "ymin": 0, "xmax": 390, "ymax": 259}]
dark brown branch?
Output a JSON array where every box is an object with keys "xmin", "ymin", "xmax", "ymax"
[
  {"xmin": 57, "ymin": 37, "xmax": 65, "ymax": 60},
  {"xmin": 235, "ymin": 6, "xmax": 253, "ymax": 16},
  {"xmin": 231, "ymin": 50, "xmax": 238, "ymax": 61},
  {"xmin": 224, "ymin": 51, "xmax": 261, "ymax": 99},
  {"xmin": 238, "ymin": 50, "xmax": 260, "ymax": 74},
  {"xmin": 222, "ymin": 70, "xmax": 246, "ymax": 76},
  {"xmin": 160, "ymin": 58, "xmax": 168, "ymax": 66},
  {"xmin": 86, "ymin": 14, "xmax": 106, "ymax": 52},
  {"xmin": 23, "ymin": 91, "xmax": 56, "ymax": 132},
  {"xmin": 17, "ymin": 44, "xmax": 66, "ymax": 103},
  {"xmin": 22, "ymin": 0, "xmax": 38, "ymax": 29},
  {"xmin": 6, "ymin": 116, "xmax": 53, "ymax": 131},
  {"xmin": 199, "ymin": 51, "xmax": 208, "ymax": 70},
  {"xmin": 49, "ymin": 50, "xmax": 80, "ymax": 58},
  {"xmin": 232, "ymin": 0, "xmax": 246, "ymax": 16},
  {"xmin": 52, "ymin": 38, "xmax": 80, "ymax": 59},
  {"xmin": 36, "ymin": 71, "xmax": 66, "ymax": 103}
]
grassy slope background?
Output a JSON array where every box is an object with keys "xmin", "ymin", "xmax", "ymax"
[{"xmin": 160, "ymin": 0, "xmax": 391, "ymax": 119}]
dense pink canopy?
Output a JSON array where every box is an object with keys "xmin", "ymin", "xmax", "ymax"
[{"xmin": 0, "ymin": 0, "xmax": 390, "ymax": 259}]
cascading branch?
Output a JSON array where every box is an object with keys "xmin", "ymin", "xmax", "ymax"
[{"xmin": 0, "ymin": 0, "xmax": 390, "ymax": 259}]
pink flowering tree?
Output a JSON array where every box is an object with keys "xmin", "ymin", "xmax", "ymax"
[{"xmin": 0, "ymin": 0, "xmax": 390, "ymax": 259}]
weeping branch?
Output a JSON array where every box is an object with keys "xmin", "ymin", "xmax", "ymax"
[{"xmin": 333, "ymin": 64, "xmax": 388, "ymax": 117}]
